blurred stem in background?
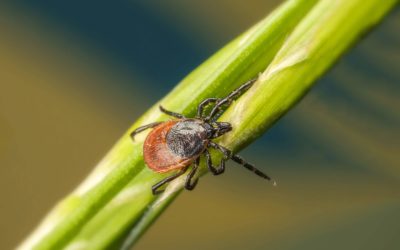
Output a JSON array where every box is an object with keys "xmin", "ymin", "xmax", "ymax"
[{"xmin": 18, "ymin": 0, "xmax": 397, "ymax": 249}]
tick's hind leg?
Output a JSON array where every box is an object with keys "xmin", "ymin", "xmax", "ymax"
[
  {"xmin": 152, "ymin": 167, "xmax": 189, "ymax": 195},
  {"xmin": 208, "ymin": 141, "xmax": 273, "ymax": 182},
  {"xmin": 159, "ymin": 105, "xmax": 186, "ymax": 119},
  {"xmin": 185, "ymin": 158, "xmax": 200, "ymax": 190},
  {"xmin": 130, "ymin": 122, "xmax": 162, "ymax": 141},
  {"xmin": 204, "ymin": 149, "xmax": 225, "ymax": 175}
]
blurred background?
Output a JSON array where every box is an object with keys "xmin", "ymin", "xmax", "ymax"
[{"xmin": 0, "ymin": 1, "xmax": 399, "ymax": 249}]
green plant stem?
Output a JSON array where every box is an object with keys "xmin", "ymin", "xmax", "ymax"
[{"xmin": 18, "ymin": 0, "xmax": 397, "ymax": 249}]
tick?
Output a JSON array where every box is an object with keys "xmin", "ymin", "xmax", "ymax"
[{"xmin": 130, "ymin": 77, "xmax": 274, "ymax": 195}]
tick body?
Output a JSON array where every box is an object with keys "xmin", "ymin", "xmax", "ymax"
[
  {"xmin": 131, "ymin": 77, "xmax": 273, "ymax": 195},
  {"xmin": 143, "ymin": 119, "xmax": 209, "ymax": 173}
]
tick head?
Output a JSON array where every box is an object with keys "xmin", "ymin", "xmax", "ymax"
[{"xmin": 210, "ymin": 122, "xmax": 232, "ymax": 138}]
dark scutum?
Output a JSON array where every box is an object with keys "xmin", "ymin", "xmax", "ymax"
[{"xmin": 166, "ymin": 120, "xmax": 208, "ymax": 158}]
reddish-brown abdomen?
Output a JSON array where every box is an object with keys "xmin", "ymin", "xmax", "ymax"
[{"xmin": 143, "ymin": 120, "xmax": 193, "ymax": 173}]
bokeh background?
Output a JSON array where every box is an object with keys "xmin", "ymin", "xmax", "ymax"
[{"xmin": 1, "ymin": 1, "xmax": 399, "ymax": 249}]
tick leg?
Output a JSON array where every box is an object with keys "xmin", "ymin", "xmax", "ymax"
[
  {"xmin": 130, "ymin": 122, "xmax": 162, "ymax": 141},
  {"xmin": 208, "ymin": 141, "xmax": 273, "ymax": 181},
  {"xmin": 185, "ymin": 158, "xmax": 200, "ymax": 190},
  {"xmin": 159, "ymin": 105, "xmax": 186, "ymax": 119},
  {"xmin": 208, "ymin": 141, "xmax": 231, "ymax": 158},
  {"xmin": 204, "ymin": 149, "xmax": 225, "ymax": 175},
  {"xmin": 206, "ymin": 77, "xmax": 258, "ymax": 121},
  {"xmin": 152, "ymin": 167, "xmax": 189, "ymax": 195},
  {"xmin": 196, "ymin": 98, "xmax": 219, "ymax": 118}
]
